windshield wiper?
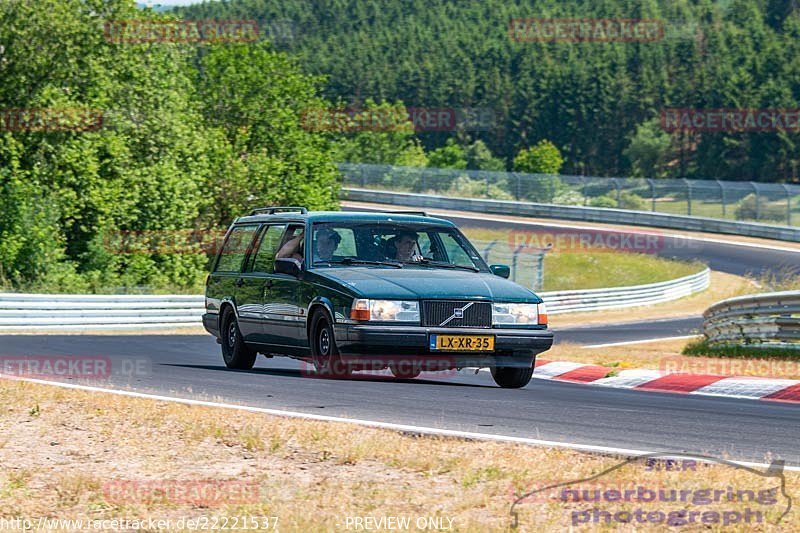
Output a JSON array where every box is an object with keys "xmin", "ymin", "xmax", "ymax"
[
  {"xmin": 320, "ymin": 258, "xmax": 404, "ymax": 268},
  {"xmin": 411, "ymin": 258, "xmax": 480, "ymax": 272}
]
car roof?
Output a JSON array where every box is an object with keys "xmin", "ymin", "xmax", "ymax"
[{"xmin": 233, "ymin": 210, "xmax": 455, "ymax": 227}]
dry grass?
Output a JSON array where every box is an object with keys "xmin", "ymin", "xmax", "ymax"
[{"xmin": 0, "ymin": 378, "xmax": 798, "ymax": 531}]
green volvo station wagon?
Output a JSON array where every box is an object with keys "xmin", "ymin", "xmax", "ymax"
[{"xmin": 203, "ymin": 207, "xmax": 553, "ymax": 388}]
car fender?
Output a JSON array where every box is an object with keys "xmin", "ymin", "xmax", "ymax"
[
  {"xmin": 218, "ymin": 297, "xmax": 239, "ymax": 330},
  {"xmin": 306, "ymin": 296, "xmax": 337, "ymax": 336}
]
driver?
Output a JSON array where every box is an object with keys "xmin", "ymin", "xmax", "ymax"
[
  {"xmin": 392, "ymin": 230, "xmax": 422, "ymax": 262},
  {"xmin": 314, "ymin": 228, "xmax": 342, "ymax": 262}
]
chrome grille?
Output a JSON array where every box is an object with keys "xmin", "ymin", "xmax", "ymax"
[{"xmin": 422, "ymin": 301, "xmax": 491, "ymax": 328}]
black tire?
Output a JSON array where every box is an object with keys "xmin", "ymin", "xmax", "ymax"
[
  {"xmin": 491, "ymin": 365, "xmax": 534, "ymax": 389},
  {"xmin": 220, "ymin": 307, "xmax": 258, "ymax": 370},
  {"xmin": 310, "ymin": 311, "xmax": 351, "ymax": 378},
  {"xmin": 389, "ymin": 362, "xmax": 421, "ymax": 380}
]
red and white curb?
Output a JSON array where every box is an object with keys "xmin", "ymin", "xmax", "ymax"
[{"xmin": 532, "ymin": 359, "xmax": 800, "ymax": 404}]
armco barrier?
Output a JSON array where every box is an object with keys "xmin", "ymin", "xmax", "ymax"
[
  {"xmin": 0, "ymin": 293, "xmax": 205, "ymax": 330},
  {"xmin": 703, "ymin": 291, "xmax": 800, "ymax": 348},
  {"xmin": 0, "ymin": 268, "xmax": 709, "ymax": 329},
  {"xmin": 542, "ymin": 268, "xmax": 710, "ymax": 314},
  {"xmin": 342, "ymin": 188, "xmax": 800, "ymax": 243}
]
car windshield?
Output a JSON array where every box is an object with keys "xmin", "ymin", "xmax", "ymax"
[{"xmin": 310, "ymin": 222, "xmax": 488, "ymax": 271}]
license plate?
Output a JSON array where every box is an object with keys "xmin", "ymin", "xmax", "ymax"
[{"xmin": 429, "ymin": 334, "xmax": 494, "ymax": 352}]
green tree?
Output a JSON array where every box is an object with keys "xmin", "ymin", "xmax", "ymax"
[
  {"xmin": 513, "ymin": 140, "xmax": 565, "ymax": 174},
  {"xmin": 327, "ymin": 100, "xmax": 428, "ymax": 167},
  {"xmin": 623, "ymin": 119, "xmax": 673, "ymax": 179},
  {"xmin": 427, "ymin": 138, "xmax": 467, "ymax": 169}
]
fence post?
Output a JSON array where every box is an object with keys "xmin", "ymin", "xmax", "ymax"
[
  {"xmin": 751, "ymin": 182, "xmax": 760, "ymax": 220},
  {"xmin": 684, "ymin": 178, "xmax": 692, "ymax": 216},
  {"xmin": 515, "ymin": 173, "xmax": 521, "ymax": 200},
  {"xmin": 481, "ymin": 240, "xmax": 499, "ymax": 263},
  {"xmin": 647, "ymin": 178, "xmax": 656, "ymax": 212},
  {"xmin": 717, "ymin": 179, "xmax": 726, "ymax": 218},
  {"xmin": 536, "ymin": 251, "xmax": 545, "ymax": 291},
  {"xmin": 612, "ymin": 178, "xmax": 621, "ymax": 205},
  {"xmin": 783, "ymin": 184, "xmax": 792, "ymax": 226}
]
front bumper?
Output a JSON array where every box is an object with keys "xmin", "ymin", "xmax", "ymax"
[
  {"xmin": 203, "ymin": 313, "xmax": 220, "ymax": 338},
  {"xmin": 334, "ymin": 324, "xmax": 553, "ymax": 369}
]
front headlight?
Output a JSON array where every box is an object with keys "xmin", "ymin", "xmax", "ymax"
[
  {"xmin": 492, "ymin": 302, "xmax": 541, "ymax": 325},
  {"xmin": 350, "ymin": 299, "xmax": 420, "ymax": 322}
]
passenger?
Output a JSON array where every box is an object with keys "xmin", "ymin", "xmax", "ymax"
[{"xmin": 276, "ymin": 230, "xmax": 304, "ymax": 261}]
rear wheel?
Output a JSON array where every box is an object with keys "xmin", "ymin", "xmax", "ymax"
[
  {"xmin": 491, "ymin": 365, "xmax": 533, "ymax": 389},
  {"xmin": 389, "ymin": 362, "xmax": 421, "ymax": 380},
  {"xmin": 221, "ymin": 308, "xmax": 258, "ymax": 370},
  {"xmin": 310, "ymin": 311, "xmax": 351, "ymax": 378}
]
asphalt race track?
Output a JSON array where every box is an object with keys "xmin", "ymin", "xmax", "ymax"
[
  {"xmin": 3, "ymin": 332, "xmax": 799, "ymax": 466},
  {"xmin": 552, "ymin": 316, "xmax": 702, "ymax": 346},
  {"xmin": 3, "ymin": 210, "xmax": 799, "ymax": 466}
]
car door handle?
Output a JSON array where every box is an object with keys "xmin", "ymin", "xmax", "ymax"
[{"xmin": 234, "ymin": 278, "xmax": 244, "ymax": 287}]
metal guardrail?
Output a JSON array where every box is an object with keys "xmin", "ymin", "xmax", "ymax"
[
  {"xmin": 542, "ymin": 268, "xmax": 710, "ymax": 315},
  {"xmin": 0, "ymin": 293, "xmax": 205, "ymax": 329},
  {"xmin": 340, "ymin": 163, "xmax": 800, "ymax": 227},
  {"xmin": 0, "ymin": 268, "xmax": 709, "ymax": 329},
  {"xmin": 703, "ymin": 291, "xmax": 800, "ymax": 348},
  {"xmin": 342, "ymin": 187, "xmax": 800, "ymax": 243}
]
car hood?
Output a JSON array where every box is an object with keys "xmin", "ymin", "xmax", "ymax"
[{"xmin": 314, "ymin": 267, "xmax": 542, "ymax": 302}]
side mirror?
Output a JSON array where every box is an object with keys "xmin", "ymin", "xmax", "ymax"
[
  {"xmin": 275, "ymin": 258, "xmax": 302, "ymax": 277},
  {"xmin": 490, "ymin": 264, "xmax": 510, "ymax": 279}
]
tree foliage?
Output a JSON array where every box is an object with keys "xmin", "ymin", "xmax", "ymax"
[
  {"xmin": 181, "ymin": 0, "xmax": 800, "ymax": 182},
  {"xmin": 0, "ymin": 0, "xmax": 338, "ymax": 292}
]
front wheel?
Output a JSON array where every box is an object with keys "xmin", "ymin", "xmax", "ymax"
[
  {"xmin": 491, "ymin": 366, "xmax": 533, "ymax": 389},
  {"xmin": 310, "ymin": 311, "xmax": 351, "ymax": 379},
  {"xmin": 221, "ymin": 308, "xmax": 258, "ymax": 370}
]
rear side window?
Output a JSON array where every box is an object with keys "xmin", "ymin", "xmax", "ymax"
[
  {"xmin": 214, "ymin": 225, "xmax": 259, "ymax": 272},
  {"xmin": 250, "ymin": 224, "xmax": 287, "ymax": 273}
]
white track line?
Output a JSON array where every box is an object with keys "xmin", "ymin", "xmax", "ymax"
[
  {"xmin": 3, "ymin": 373, "xmax": 797, "ymax": 472},
  {"xmin": 583, "ymin": 335, "xmax": 702, "ymax": 349}
]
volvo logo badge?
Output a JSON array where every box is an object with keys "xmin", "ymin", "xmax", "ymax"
[{"xmin": 439, "ymin": 302, "xmax": 473, "ymax": 326}]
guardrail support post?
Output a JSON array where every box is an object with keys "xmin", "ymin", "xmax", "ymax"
[
  {"xmin": 717, "ymin": 179, "xmax": 726, "ymax": 218},
  {"xmin": 647, "ymin": 179, "xmax": 656, "ymax": 212}
]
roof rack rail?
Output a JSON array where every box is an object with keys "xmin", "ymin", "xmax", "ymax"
[
  {"xmin": 250, "ymin": 206, "xmax": 308, "ymax": 216},
  {"xmin": 387, "ymin": 210, "xmax": 428, "ymax": 216}
]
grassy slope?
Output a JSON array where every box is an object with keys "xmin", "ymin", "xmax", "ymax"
[{"xmin": 2, "ymin": 378, "xmax": 796, "ymax": 531}]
